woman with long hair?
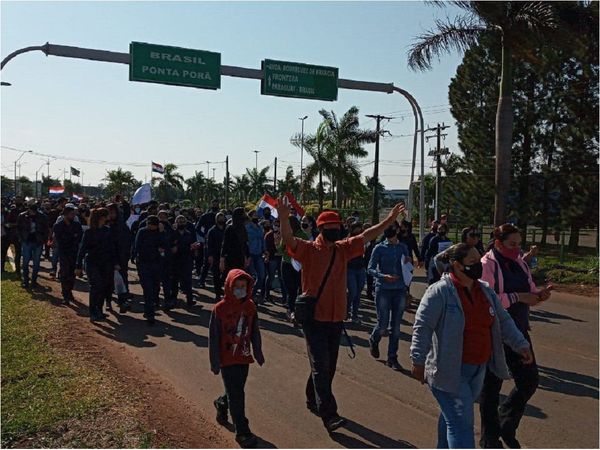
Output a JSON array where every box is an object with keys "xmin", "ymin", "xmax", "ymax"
[{"xmin": 76, "ymin": 207, "xmax": 118, "ymax": 322}]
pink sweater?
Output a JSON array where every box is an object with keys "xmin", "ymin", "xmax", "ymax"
[{"xmin": 481, "ymin": 249, "xmax": 540, "ymax": 310}]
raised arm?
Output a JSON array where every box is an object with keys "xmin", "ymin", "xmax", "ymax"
[
  {"xmin": 361, "ymin": 203, "xmax": 405, "ymax": 243},
  {"xmin": 275, "ymin": 196, "xmax": 297, "ymax": 252}
]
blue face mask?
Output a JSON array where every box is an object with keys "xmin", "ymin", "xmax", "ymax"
[{"xmin": 233, "ymin": 288, "xmax": 246, "ymax": 300}]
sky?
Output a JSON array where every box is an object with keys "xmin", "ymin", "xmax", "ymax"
[{"xmin": 1, "ymin": 1, "xmax": 463, "ymax": 190}]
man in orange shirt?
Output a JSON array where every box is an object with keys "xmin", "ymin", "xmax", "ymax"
[{"xmin": 276, "ymin": 198, "xmax": 405, "ymax": 433}]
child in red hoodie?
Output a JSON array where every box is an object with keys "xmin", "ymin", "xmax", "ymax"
[{"xmin": 209, "ymin": 269, "xmax": 265, "ymax": 448}]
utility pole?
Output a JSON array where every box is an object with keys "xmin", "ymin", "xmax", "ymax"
[
  {"xmin": 273, "ymin": 157, "xmax": 277, "ymax": 193},
  {"xmin": 225, "ymin": 156, "xmax": 230, "ymax": 210},
  {"xmin": 366, "ymin": 114, "xmax": 392, "ymax": 225},
  {"xmin": 299, "ymin": 115, "xmax": 308, "ymax": 202},
  {"xmin": 206, "ymin": 161, "xmax": 210, "ymax": 179},
  {"xmin": 253, "ymin": 150, "xmax": 260, "ymax": 171},
  {"xmin": 425, "ymin": 122, "xmax": 450, "ymax": 220},
  {"xmin": 212, "ymin": 168, "xmax": 216, "ymax": 181}
]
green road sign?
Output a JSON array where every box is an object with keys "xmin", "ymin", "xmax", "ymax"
[
  {"xmin": 129, "ymin": 42, "xmax": 221, "ymax": 89},
  {"xmin": 261, "ymin": 59, "xmax": 338, "ymax": 101}
]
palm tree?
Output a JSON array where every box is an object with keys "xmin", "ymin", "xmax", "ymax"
[
  {"xmin": 276, "ymin": 166, "xmax": 301, "ymax": 198},
  {"xmin": 407, "ymin": 1, "xmax": 556, "ymax": 225},
  {"xmin": 320, "ymin": 106, "xmax": 378, "ymax": 208},
  {"xmin": 231, "ymin": 174, "xmax": 251, "ymax": 204},
  {"xmin": 104, "ymin": 167, "xmax": 139, "ymax": 197},
  {"xmin": 246, "ymin": 167, "xmax": 270, "ymax": 201},
  {"xmin": 185, "ymin": 171, "xmax": 207, "ymax": 204},
  {"xmin": 292, "ymin": 121, "xmax": 333, "ymax": 211},
  {"xmin": 162, "ymin": 163, "xmax": 184, "ymax": 191}
]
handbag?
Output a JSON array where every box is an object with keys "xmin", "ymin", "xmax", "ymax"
[{"xmin": 294, "ymin": 248, "xmax": 337, "ymax": 327}]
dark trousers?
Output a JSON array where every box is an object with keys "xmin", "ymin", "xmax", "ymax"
[
  {"xmin": 138, "ymin": 262, "xmax": 161, "ymax": 318},
  {"xmin": 215, "ymin": 364, "xmax": 251, "ymax": 436},
  {"xmin": 160, "ymin": 260, "xmax": 171, "ymax": 300},
  {"xmin": 366, "ymin": 273, "xmax": 374, "ymax": 298},
  {"xmin": 304, "ymin": 320, "xmax": 343, "ymax": 423},
  {"xmin": 58, "ymin": 253, "xmax": 76, "ymax": 298},
  {"xmin": 87, "ymin": 264, "xmax": 112, "ymax": 318},
  {"xmin": 171, "ymin": 259, "xmax": 193, "ymax": 302},
  {"xmin": 479, "ymin": 333, "xmax": 539, "ymax": 445},
  {"xmin": 281, "ymin": 261, "xmax": 301, "ymax": 313},
  {"xmin": 211, "ymin": 262, "xmax": 223, "ymax": 299},
  {"xmin": 199, "ymin": 249, "xmax": 211, "ymax": 285}
]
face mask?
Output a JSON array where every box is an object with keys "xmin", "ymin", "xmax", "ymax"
[
  {"xmin": 322, "ymin": 228, "xmax": 341, "ymax": 243},
  {"xmin": 462, "ymin": 262, "xmax": 483, "ymax": 280},
  {"xmin": 252, "ymin": 218, "xmax": 259, "ymax": 224},
  {"xmin": 301, "ymin": 223, "xmax": 309, "ymax": 229},
  {"xmin": 177, "ymin": 224, "xmax": 186, "ymax": 230},
  {"xmin": 134, "ymin": 207, "xmax": 141, "ymax": 214},
  {"xmin": 384, "ymin": 227, "xmax": 397, "ymax": 239},
  {"xmin": 217, "ymin": 221, "xmax": 226, "ymax": 227},
  {"xmin": 212, "ymin": 207, "xmax": 219, "ymax": 212},
  {"xmin": 233, "ymin": 287, "xmax": 246, "ymax": 300},
  {"xmin": 499, "ymin": 246, "xmax": 520, "ymax": 260}
]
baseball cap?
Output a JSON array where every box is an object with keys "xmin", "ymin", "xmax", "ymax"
[{"xmin": 316, "ymin": 211, "xmax": 342, "ymax": 227}]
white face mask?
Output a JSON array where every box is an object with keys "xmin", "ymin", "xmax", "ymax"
[{"xmin": 233, "ymin": 288, "xmax": 246, "ymax": 299}]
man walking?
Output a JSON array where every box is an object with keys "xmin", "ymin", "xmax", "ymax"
[
  {"xmin": 52, "ymin": 204, "xmax": 83, "ymax": 304},
  {"xmin": 17, "ymin": 203, "xmax": 49, "ymax": 289},
  {"xmin": 276, "ymin": 198, "xmax": 405, "ymax": 432}
]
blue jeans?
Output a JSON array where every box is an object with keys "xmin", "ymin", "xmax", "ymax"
[
  {"xmin": 431, "ymin": 363, "xmax": 486, "ymax": 448},
  {"xmin": 248, "ymin": 253, "xmax": 266, "ymax": 296},
  {"xmin": 264, "ymin": 257, "xmax": 281, "ymax": 300},
  {"xmin": 21, "ymin": 241, "xmax": 43, "ymax": 284},
  {"xmin": 370, "ymin": 288, "xmax": 405, "ymax": 359},
  {"xmin": 346, "ymin": 268, "xmax": 366, "ymax": 319}
]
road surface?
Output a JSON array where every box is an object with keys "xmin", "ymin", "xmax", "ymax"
[{"xmin": 30, "ymin": 263, "xmax": 600, "ymax": 448}]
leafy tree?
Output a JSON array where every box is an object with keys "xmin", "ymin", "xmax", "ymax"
[
  {"xmin": 246, "ymin": 167, "xmax": 270, "ymax": 201},
  {"xmin": 41, "ymin": 175, "xmax": 60, "ymax": 196},
  {"xmin": 231, "ymin": 174, "xmax": 251, "ymax": 204},
  {"xmin": 276, "ymin": 166, "xmax": 300, "ymax": 198},
  {"xmin": 104, "ymin": 167, "xmax": 140, "ymax": 198},
  {"xmin": 1, "ymin": 175, "xmax": 13, "ymax": 194},
  {"xmin": 408, "ymin": 1, "xmax": 557, "ymax": 225},
  {"xmin": 18, "ymin": 176, "xmax": 33, "ymax": 197}
]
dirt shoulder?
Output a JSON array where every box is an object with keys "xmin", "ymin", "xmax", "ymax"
[{"xmin": 2, "ymin": 273, "xmax": 231, "ymax": 448}]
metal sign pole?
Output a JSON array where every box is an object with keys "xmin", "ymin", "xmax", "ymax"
[{"xmin": 1, "ymin": 43, "xmax": 426, "ymax": 237}]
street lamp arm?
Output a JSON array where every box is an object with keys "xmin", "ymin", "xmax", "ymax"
[{"xmin": 1, "ymin": 44, "xmax": 48, "ymax": 71}]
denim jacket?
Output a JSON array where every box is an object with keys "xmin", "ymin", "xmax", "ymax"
[
  {"xmin": 367, "ymin": 239, "xmax": 408, "ymax": 291},
  {"xmin": 246, "ymin": 223, "xmax": 265, "ymax": 256},
  {"xmin": 410, "ymin": 274, "xmax": 530, "ymax": 395}
]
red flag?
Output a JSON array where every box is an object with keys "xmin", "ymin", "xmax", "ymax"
[{"xmin": 284, "ymin": 192, "xmax": 305, "ymax": 217}]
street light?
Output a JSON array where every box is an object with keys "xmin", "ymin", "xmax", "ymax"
[
  {"xmin": 1, "ymin": 82, "xmax": 11, "ymax": 86},
  {"xmin": 253, "ymin": 150, "xmax": 261, "ymax": 171},
  {"xmin": 14, "ymin": 150, "xmax": 32, "ymax": 195},
  {"xmin": 299, "ymin": 116, "xmax": 308, "ymax": 202},
  {"xmin": 35, "ymin": 162, "xmax": 46, "ymax": 197}
]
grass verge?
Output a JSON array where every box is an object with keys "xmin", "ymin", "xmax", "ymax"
[
  {"xmin": 1, "ymin": 272, "xmax": 159, "ymax": 448},
  {"xmin": 532, "ymin": 249, "xmax": 599, "ymax": 286}
]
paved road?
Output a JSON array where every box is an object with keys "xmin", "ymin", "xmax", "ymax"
[{"xmin": 31, "ymin": 262, "xmax": 599, "ymax": 448}]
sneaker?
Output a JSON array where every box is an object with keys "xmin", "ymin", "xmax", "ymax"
[
  {"xmin": 21, "ymin": 281, "xmax": 29, "ymax": 289},
  {"xmin": 48, "ymin": 271, "xmax": 56, "ymax": 279},
  {"xmin": 480, "ymin": 438, "xmax": 505, "ymax": 449},
  {"xmin": 62, "ymin": 297, "xmax": 71, "ymax": 306},
  {"xmin": 119, "ymin": 302, "xmax": 130, "ymax": 314},
  {"xmin": 186, "ymin": 298, "xmax": 196, "ymax": 307},
  {"xmin": 213, "ymin": 399, "xmax": 228, "ymax": 425},
  {"xmin": 501, "ymin": 435, "xmax": 521, "ymax": 449},
  {"xmin": 235, "ymin": 433, "xmax": 258, "ymax": 448},
  {"xmin": 30, "ymin": 281, "xmax": 40, "ymax": 289},
  {"xmin": 324, "ymin": 415, "xmax": 347, "ymax": 433},
  {"xmin": 306, "ymin": 402, "xmax": 319, "ymax": 416},
  {"xmin": 369, "ymin": 339, "xmax": 380, "ymax": 359},
  {"xmin": 286, "ymin": 310, "xmax": 293, "ymax": 322},
  {"xmin": 386, "ymin": 358, "xmax": 402, "ymax": 371},
  {"xmin": 143, "ymin": 314, "xmax": 156, "ymax": 325}
]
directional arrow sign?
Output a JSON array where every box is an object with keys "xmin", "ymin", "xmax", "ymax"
[{"xmin": 261, "ymin": 59, "xmax": 338, "ymax": 101}]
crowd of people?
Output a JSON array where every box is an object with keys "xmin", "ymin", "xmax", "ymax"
[{"xmin": 0, "ymin": 193, "xmax": 552, "ymax": 449}]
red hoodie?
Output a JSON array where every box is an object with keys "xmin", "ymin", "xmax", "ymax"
[{"xmin": 209, "ymin": 269, "xmax": 265, "ymax": 372}]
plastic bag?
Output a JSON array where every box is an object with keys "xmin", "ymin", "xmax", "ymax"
[{"xmin": 113, "ymin": 270, "xmax": 127, "ymax": 295}]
